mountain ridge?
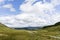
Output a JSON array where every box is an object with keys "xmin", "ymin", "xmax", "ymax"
[{"xmin": 14, "ymin": 22, "xmax": 60, "ymax": 30}]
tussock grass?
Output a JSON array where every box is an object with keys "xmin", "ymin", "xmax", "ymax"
[{"xmin": 0, "ymin": 23, "xmax": 60, "ymax": 40}]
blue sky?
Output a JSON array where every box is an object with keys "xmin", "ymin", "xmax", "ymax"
[
  {"xmin": 0, "ymin": 0, "xmax": 60, "ymax": 28},
  {"xmin": 0, "ymin": 0, "xmax": 52, "ymax": 16},
  {"xmin": 0, "ymin": 0, "xmax": 25, "ymax": 15}
]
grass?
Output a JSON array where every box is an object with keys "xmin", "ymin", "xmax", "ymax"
[{"xmin": 0, "ymin": 22, "xmax": 60, "ymax": 40}]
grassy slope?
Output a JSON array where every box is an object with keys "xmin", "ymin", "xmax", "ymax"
[{"xmin": 0, "ymin": 23, "xmax": 60, "ymax": 40}]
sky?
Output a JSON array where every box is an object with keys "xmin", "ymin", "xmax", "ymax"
[{"xmin": 0, "ymin": 0, "xmax": 60, "ymax": 28}]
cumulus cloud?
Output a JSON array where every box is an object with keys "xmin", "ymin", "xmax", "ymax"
[
  {"xmin": 0, "ymin": 0, "xmax": 5, "ymax": 5},
  {"xmin": 0, "ymin": 0, "xmax": 14, "ymax": 2},
  {"xmin": 0, "ymin": 0, "xmax": 60, "ymax": 28},
  {"xmin": 0, "ymin": 0, "xmax": 4, "ymax": 2},
  {"xmin": 7, "ymin": 0, "xmax": 14, "ymax": 1},
  {"xmin": 0, "ymin": 0, "xmax": 14, "ymax": 4},
  {"xmin": 2, "ymin": 4, "xmax": 16, "ymax": 12},
  {"xmin": 0, "ymin": 0, "xmax": 15, "ymax": 11}
]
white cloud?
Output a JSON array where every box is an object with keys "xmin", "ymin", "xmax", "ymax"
[
  {"xmin": 7, "ymin": 0, "xmax": 14, "ymax": 1},
  {"xmin": 0, "ymin": 0, "xmax": 5, "ymax": 5},
  {"xmin": 3, "ymin": 4, "xmax": 12, "ymax": 8},
  {"xmin": 0, "ymin": 0, "xmax": 4, "ymax": 2},
  {"xmin": 0, "ymin": 0, "xmax": 60, "ymax": 28},
  {"xmin": 2, "ymin": 4, "xmax": 16, "ymax": 12},
  {"xmin": 0, "ymin": 0, "xmax": 14, "ymax": 2},
  {"xmin": 10, "ymin": 8, "xmax": 16, "ymax": 12},
  {"xmin": 0, "ymin": 0, "xmax": 14, "ymax": 5}
]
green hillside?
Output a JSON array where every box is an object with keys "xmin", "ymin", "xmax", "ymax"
[{"xmin": 0, "ymin": 23, "xmax": 60, "ymax": 40}]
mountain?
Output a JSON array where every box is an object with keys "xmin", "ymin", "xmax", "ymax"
[
  {"xmin": 43, "ymin": 22, "xmax": 60, "ymax": 28},
  {"xmin": 14, "ymin": 22, "xmax": 60, "ymax": 30},
  {"xmin": 0, "ymin": 23, "xmax": 13, "ymax": 31},
  {"xmin": 0, "ymin": 23, "xmax": 7, "ymax": 27},
  {"xmin": 14, "ymin": 27, "xmax": 42, "ymax": 30}
]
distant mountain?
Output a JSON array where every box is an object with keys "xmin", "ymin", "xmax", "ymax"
[
  {"xmin": 15, "ymin": 27, "xmax": 42, "ymax": 30},
  {"xmin": 14, "ymin": 22, "xmax": 60, "ymax": 30}
]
